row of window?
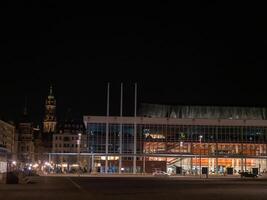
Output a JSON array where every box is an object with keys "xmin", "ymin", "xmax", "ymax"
[
  {"xmin": 87, "ymin": 123, "xmax": 267, "ymax": 154},
  {"xmin": 88, "ymin": 124, "xmax": 267, "ymax": 143},
  {"xmin": 54, "ymin": 143, "xmax": 87, "ymax": 148},
  {"xmin": 54, "ymin": 143, "xmax": 78, "ymax": 148},
  {"xmin": 20, "ymin": 145, "xmax": 32, "ymax": 152},
  {"xmin": 59, "ymin": 124, "xmax": 83, "ymax": 129},
  {"xmin": 54, "ymin": 136, "xmax": 80, "ymax": 141},
  {"xmin": 53, "ymin": 150, "xmax": 75, "ymax": 153}
]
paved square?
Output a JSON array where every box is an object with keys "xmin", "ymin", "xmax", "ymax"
[{"xmin": 1, "ymin": 176, "xmax": 267, "ymax": 200}]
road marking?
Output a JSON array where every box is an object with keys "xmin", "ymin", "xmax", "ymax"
[{"xmin": 67, "ymin": 177, "xmax": 82, "ymax": 190}]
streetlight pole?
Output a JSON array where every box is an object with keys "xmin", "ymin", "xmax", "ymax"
[
  {"xmin": 77, "ymin": 133, "xmax": 82, "ymax": 176},
  {"xmin": 199, "ymin": 135, "xmax": 203, "ymax": 179},
  {"xmin": 180, "ymin": 141, "xmax": 183, "ymax": 175}
]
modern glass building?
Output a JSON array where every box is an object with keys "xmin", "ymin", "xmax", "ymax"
[{"xmin": 83, "ymin": 105, "xmax": 267, "ymax": 175}]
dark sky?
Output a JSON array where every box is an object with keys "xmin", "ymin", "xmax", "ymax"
[{"xmin": 1, "ymin": 2, "xmax": 267, "ymax": 123}]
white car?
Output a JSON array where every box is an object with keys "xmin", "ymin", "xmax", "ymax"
[{"xmin": 152, "ymin": 171, "xmax": 170, "ymax": 177}]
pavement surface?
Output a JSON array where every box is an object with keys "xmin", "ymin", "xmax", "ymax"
[{"xmin": 1, "ymin": 176, "xmax": 267, "ymax": 200}]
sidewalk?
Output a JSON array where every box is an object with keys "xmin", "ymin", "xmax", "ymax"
[
  {"xmin": 40, "ymin": 173, "xmax": 245, "ymax": 179},
  {"xmin": 41, "ymin": 173, "xmax": 154, "ymax": 177}
]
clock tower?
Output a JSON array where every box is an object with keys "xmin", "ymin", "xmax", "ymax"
[{"xmin": 43, "ymin": 85, "xmax": 57, "ymax": 133}]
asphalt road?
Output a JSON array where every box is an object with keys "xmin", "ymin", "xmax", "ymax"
[{"xmin": 1, "ymin": 176, "xmax": 267, "ymax": 200}]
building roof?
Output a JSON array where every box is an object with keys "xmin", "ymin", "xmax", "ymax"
[
  {"xmin": 138, "ymin": 103, "xmax": 267, "ymax": 120},
  {"xmin": 57, "ymin": 119, "xmax": 85, "ymax": 134},
  {"xmin": 83, "ymin": 116, "xmax": 267, "ymax": 127},
  {"xmin": 57, "ymin": 109, "xmax": 85, "ymax": 134}
]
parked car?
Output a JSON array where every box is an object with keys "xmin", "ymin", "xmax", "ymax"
[
  {"xmin": 152, "ymin": 171, "xmax": 170, "ymax": 177},
  {"xmin": 240, "ymin": 172, "xmax": 258, "ymax": 178}
]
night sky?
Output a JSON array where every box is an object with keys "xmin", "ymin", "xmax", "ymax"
[{"xmin": 1, "ymin": 2, "xmax": 267, "ymax": 123}]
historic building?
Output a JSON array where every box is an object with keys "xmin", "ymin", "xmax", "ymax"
[
  {"xmin": 16, "ymin": 85, "xmax": 60, "ymax": 165},
  {"xmin": 43, "ymin": 85, "xmax": 57, "ymax": 133},
  {"xmin": 51, "ymin": 108, "xmax": 87, "ymax": 172},
  {"xmin": 32, "ymin": 125, "xmax": 46, "ymax": 163},
  {"xmin": 0, "ymin": 120, "xmax": 16, "ymax": 156},
  {"xmin": 83, "ymin": 104, "xmax": 267, "ymax": 175},
  {"xmin": 16, "ymin": 105, "xmax": 35, "ymax": 164},
  {"xmin": 0, "ymin": 120, "xmax": 16, "ymax": 174},
  {"xmin": 16, "ymin": 100, "xmax": 45, "ymax": 165},
  {"xmin": 41, "ymin": 85, "xmax": 57, "ymax": 156}
]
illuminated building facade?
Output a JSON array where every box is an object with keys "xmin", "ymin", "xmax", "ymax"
[
  {"xmin": 16, "ymin": 99, "xmax": 43, "ymax": 165},
  {"xmin": 41, "ymin": 85, "xmax": 57, "ymax": 156},
  {"xmin": 17, "ymin": 109, "xmax": 35, "ymax": 164},
  {"xmin": 0, "ymin": 120, "xmax": 16, "ymax": 176},
  {"xmin": 83, "ymin": 105, "xmax": 267, "ymax": 175},
  {"xmin": 0, "ymin": 120, "xmax": 16, "ymax": 156},
  {"xmin": 43, "ymin": 85, "xmax": 57, "ymax": 133},
  {"xmin": 52, "ymin": 118, "xmax": 87, "ymax": 172}
]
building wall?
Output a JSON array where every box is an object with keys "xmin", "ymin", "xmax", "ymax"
[
  {"xmin": 83, "ymin": 116, "xmax": 267, "ymax": 173},
  {"xmin": 43, "ymin": 122, "xmax": 57, "ymax": 133},
  {"xmin": 0, "ymin": 121, "xmax": 15, "ymax": 178},
  {"xmin": 43, "ymin": 86, "xmax": 57, "ymax": 133},
  {"xmin": 51, "ymin": 133, "xmax": 87, "ymax": 166},
  {"xmin": 17, "ymin": 122, "xmax": 35, "ymax": 163},
  {"xmin": 0, "ymin": 120, "xmax": 16, "ymax": 155},
  {"xmin": 98, "ymin": 160, "xmax": 166, "ymax": 173},
  {"xmin": 52, "ymin": 133, "xmax": 87, "ymax": 154},
  {"xmin": 85, "ymin": 118, "xmax": 267, "ymax": 157}
]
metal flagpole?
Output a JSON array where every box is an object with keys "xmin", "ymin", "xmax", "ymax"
[
  {"xmin": 143, "ymin": 154, "xmax": 146, "ymax": 174},
  {"xmin": 119, "ymin": 83, "xmax": 123, "ymax": 174},
  {"xmin": 199, "ymin": 135, "xmax": 203, "ymax": 178},
  {"xmin": 105, "ymin": 83, "xmax": 110, "ymax": 173},
  {"xmin": 133, "ymin": 83, "xmax": 137, "ymax": 174}
]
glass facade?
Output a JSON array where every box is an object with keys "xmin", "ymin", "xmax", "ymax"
[
  {"xmin": 84, "ymin": 117, "xmax": 267, "ymax": 175},
  {"xmin": 88, "ymin": 123, "xmax": 267, "ymax": 155}
]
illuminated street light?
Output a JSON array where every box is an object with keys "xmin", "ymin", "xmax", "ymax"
[
  {"xmin": 180, "ymin": 141, "xmax": 183, "ymax": 147},
  {"xmin": 33, "ymin": 163, "xmax": 39, "ymax": 168},
  {"xmin": 199, "ymin": 135, "xmax": 203, "ymax": 178}
]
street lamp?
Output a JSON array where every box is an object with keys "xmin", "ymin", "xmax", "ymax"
[
  {"xmin": 199, "ymin": 135, "xmax": 203, "ymax": 178},
  {"xmin": 77, "ymin": 133, "xmax": 82, "ymax": 176},
  {"xmin": 180, "ymin": 141, "xmax": 183, "ymax": 175}
]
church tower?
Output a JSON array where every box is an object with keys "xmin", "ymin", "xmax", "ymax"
[{"xmin": 43, "ymin": 85, "xmax": 57, "ymax": 133}]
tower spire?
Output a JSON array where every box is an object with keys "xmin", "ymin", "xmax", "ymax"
[
  {"xmin": 43, "ymin": 84, "xmax": 57, "ymax": 133},
  {"xmin": 49, "ymin": 84, "xmax": 53, "ymax": 96}
]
